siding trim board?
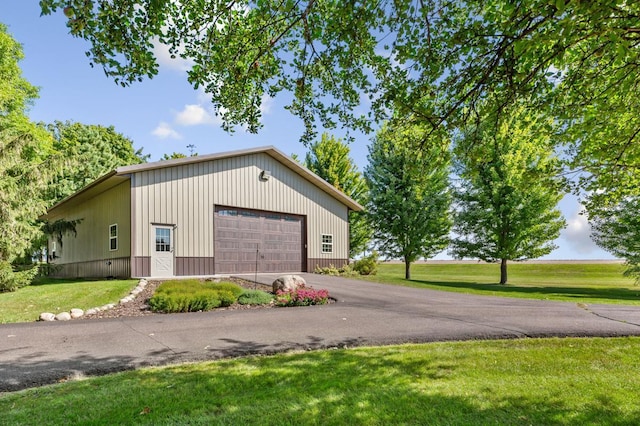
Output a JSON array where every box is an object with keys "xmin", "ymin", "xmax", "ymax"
[
  {"xmin": 176, "ymin": 257, "xmax": 215, "ymax": 276},
  {"xmin": 132, "ymin": 256, "xmax": 151, "ymax": 277},
  {"xmin": 49, "ymin": 257, "xmax": 130, "ymax": 279}
]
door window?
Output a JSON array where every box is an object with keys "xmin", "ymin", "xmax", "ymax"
[{"xmin": 155, "ymin": 228, "xmax": 171, "ymax": 252}]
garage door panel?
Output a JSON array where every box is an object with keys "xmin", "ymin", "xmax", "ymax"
[{"xmin": 215, "ymin": 207, "xmax": 304, "ymax": 274}]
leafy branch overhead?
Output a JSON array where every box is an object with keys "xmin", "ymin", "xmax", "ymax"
[{"xmin": 39, "ymin": 1, "xmax": 640, "ymax": 175}]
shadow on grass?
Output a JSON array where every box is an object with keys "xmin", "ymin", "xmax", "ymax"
[
  {"xmin": 2, "ymin": 344, "xmax": 638, "ymax": 425},
  {"xmin": 409, "ymin": 279, "xmax": 640, "ymax": 302}
]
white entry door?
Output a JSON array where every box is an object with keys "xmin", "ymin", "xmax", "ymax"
[{"xmin": 151, "ymin": 225, "xmax": 174, "ymax": 277}]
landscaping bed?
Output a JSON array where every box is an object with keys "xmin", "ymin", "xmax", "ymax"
[{"xmin": 80, "ymin": 278, "xmax": 275, "ymax": 320}]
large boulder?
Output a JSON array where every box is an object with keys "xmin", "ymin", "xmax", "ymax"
[{"xmin": 272, "ymin": 275, "xmax": 306, "ymax": 293}]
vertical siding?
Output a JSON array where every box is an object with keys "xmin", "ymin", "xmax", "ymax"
[
  {"xmin": 131, "ymin": 153, "xmax": 349, "ymax": 264},
  {"xmin": 47, "ymin": 181, "xmax": 131, "ymax": 265}
]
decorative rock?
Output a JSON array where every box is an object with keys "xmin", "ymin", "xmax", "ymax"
[
  {"xmin": 70, "ymin": 308, "xmax": 84, "ymax": 319},
  {"xmin": 272, "ymin": 274, "xmax": 306, "ymax": 293},
  {"xmin": 85, "ymin": 308, "xmax": 98, "ymax": 315},
  {"xmin": 39, "ymin": 312, "xmax": 56, "ymax": 322},
  {"xmin": 55, "ymin": 312, "xmax": 71, "ymax": 321}
]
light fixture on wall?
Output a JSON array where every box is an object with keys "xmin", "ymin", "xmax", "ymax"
[{"xmin": 260, "ymin": 170, "xmax": 271, "ymax": 181}]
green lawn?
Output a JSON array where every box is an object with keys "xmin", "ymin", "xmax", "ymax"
[
  {"xmin": 1, "ymin": 337, "xmax": 639, "ymax": 425},
  {"xmin": 360, "ymin": 262, "xmax": 640, "ymax": 305},
  {"xmin": 0, "ymin": 278, "xmax": 137, "ymax": 323}
]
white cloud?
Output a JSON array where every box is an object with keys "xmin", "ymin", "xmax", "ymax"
[
  {"xmin": 152, "ymin": 122, "xmax": 182, "ymax": 140},
  {"xmin": 561, "ymin": 203, "xmax": 600, "ymax": 254},
  {"xmin": 175, "ymin": 104, "xmax": 220, "ymax": 126},
  {"xmin": 260, "ymin": 94, "xmax": 274, "ymax": 116},
  {"xmin": 152, "ymin": 39, "xmax": 193, "ymax": 72}
]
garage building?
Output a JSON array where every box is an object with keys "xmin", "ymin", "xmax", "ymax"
[{"xmin": 43, "ymin": 146, "xmax": 362, "ymax": 278}]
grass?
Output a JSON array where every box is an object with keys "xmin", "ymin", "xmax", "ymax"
[
  {"xmin": 359, "ymin": 262, "xmax": 640, "ymax": 305},
  {"xmin": 1, "ymin": 337, "xmax": 639, "ymax": 424},
  {"xmin": 0, "ymin": 278, "xmax": 137, "ymax": 323}
]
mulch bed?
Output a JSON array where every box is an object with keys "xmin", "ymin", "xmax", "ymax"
[{"xmin": 80, "ymin": 278, "xmax": 274, "ymax": 320}]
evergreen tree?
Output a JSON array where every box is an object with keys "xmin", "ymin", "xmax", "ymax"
[{"xmin": 304, "ymin": 133, "xmax": 370, "ymax": 257}]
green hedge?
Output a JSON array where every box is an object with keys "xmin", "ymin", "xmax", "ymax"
[{"xmin": 149, "ymin": 280, "xmax": 244, "ymax": 313}]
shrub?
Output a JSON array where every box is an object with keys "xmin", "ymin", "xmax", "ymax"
[
  {"xmin": 149, "ymin": 279, "xmax": 241, "ymax": 312},
  {"xmin": 216, "ymin": 289, "xmax": 237, "ymax": 307},
  {"xmin": 0, "ymin": 261, "xmax": 39, "ymax": 293},
  {"xmin": 206, "ymin": 282, "xmax": 244, "ymax": 299},
  {"xmin": 149, "ymin": 290, "xmax": 221, "ymax": 312},
  {"xmin": 238, "ymin": 289, "xmax": 274, "ymax": 305},
  {"xmin": 275, "ymin": 284, "xmax": 330, "ymax": 307},
  {"xmin": 314, "ymin": 263, "xmax": 358, "ymax": 277},
  {"xmin": 352, "ymin": 252, "xmax": 379, "ymax": 275}
]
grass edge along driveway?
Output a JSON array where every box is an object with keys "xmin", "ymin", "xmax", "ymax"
[{"xmin": 1, "ymin": 337, "xmax": 639, "ymax": 425}]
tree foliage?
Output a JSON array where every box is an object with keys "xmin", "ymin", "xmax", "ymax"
[
  {"xmin": 38, "ymin": 1, "xmax": 640, "ymax": 178},
  {"xmin": 44, "ymin": 121, "xmax": 147, "ymax": 206},
  {"xmin": 365, "ymin": 121, "xmax": 451, "ymax": 279},
  {"xmin": 591, "ymin": 197, "xmax": 640, "ymax": 283},
  {"xmin": 303, "ymin": 133, "xmax": 370, "ymax": 257},
  {"xmin": 450, "ymin": 106, "xmax": 566, "ymax": 284},
  {"xmin": 0, "ymin": 23, "xmax": 54, "ymax": 264}
]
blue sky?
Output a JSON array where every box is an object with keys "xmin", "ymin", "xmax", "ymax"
[{"xmin": 1, "ymin": 2, "xmax": 613, "ymax": 260}]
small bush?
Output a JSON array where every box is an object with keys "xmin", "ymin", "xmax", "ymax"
[
  {"xmin": 149, "ymin": 280, "xmax": 241, "ymax": 312},
  {"xmin": 275, "ymin": 284, "xmax": 330, "ymax": 307},
  {"xmin": 217, "ymin": 289, "xmax": 237, "ymax": 307},
  {"xmin": 238, "ymin": 289, "xmax": 274, "ymax": 305},
  {"xmin": 314, "ymin": 263, "xmax": 358, "ymax": 277},
  {"xmin": 0, "ymin": 261, "xmax": 39, "ymax": 293},
  {"xmin": 352, "ymin": 252, "xmax": 379, "ymax": 276},
  {"xmin": 206, "ymin": 282, "xmax": 244, "ymax": 299}
]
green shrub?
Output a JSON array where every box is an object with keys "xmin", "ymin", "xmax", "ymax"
[
  {"xmin": 216, "ymin": 289, "xmax": 237, "ymax": 307},
  {"xmin": 238, "ymin": 289, "xmax": 274, "ymax": 305},
  {"xmin": 0, "ymin": 261, "xmax": 39, "ymax": 293},
  {"xmin": 149, "ymin": 280, "xmax": 241, "ymax": 312},
  {"xmin": 352, "ymin": 252, "xmax": 379, "ymax": 276},
  {"xmin": 206, "ymin": 282, "xmax": 244, "ymax": 299},
  {"xmin": 314, "ymin": 263, "xmax": 358, "ymax": 277}
]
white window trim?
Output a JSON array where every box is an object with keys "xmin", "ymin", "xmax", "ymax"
[
  {"xmin": 321, "ymin": 234, "xmax": 333, "ymax": 254},
  {"xmin": 109, "ymin": 223, "xmax": 118, "ymax": 251}
]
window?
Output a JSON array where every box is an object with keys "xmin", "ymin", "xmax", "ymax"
[
  {"xmin": 109, "ymin": 224, "xmax": 118, "ymax": 251},
  {"xmin": 321, "ymin": 234, "xmax": 333, "ymax": 254},
  {"xmin": 155, "ymin": 228, "xmax": 171, "ymax": 252}
]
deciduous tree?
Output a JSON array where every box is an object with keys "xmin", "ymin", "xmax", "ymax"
[
  {"xmin": 450, "ymin": 106, "xmax": 566, "ymax": 284},
  {"xmin": 365, "ymin": 122, "xmax": 451, "ymax": 280},
  {"xmin": 303, "ymin": 133, "xmax": 370, "ymax": 257},
  {"xmin": 590, "ymin": 197, "xmax": 640, "ymax": 283},
  {"xmin": 44, "ymin": 121, "xmax": 147, "ymax": 205}
]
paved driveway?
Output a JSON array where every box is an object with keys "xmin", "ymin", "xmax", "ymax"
[{"xmin": 2, "ymin": 273, "xmax": 640, "ymax": 392}]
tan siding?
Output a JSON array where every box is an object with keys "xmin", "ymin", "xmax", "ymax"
[
  {"xmin": 47, "ymin": 181, "xmax": 131, "ymax": 265},
  {"xmin": 131, "ymin": 152, "xmax": 349, "ymax": 265}
]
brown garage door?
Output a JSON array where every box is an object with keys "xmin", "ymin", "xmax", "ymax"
[{"xmin": 214, "ymin": 206, "xmax": 305, "ymax": 274}]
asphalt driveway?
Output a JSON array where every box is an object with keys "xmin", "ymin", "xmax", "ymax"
[{"xmin": 2, "ymin": 273, "xmax": 640, "ymax": 392}]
